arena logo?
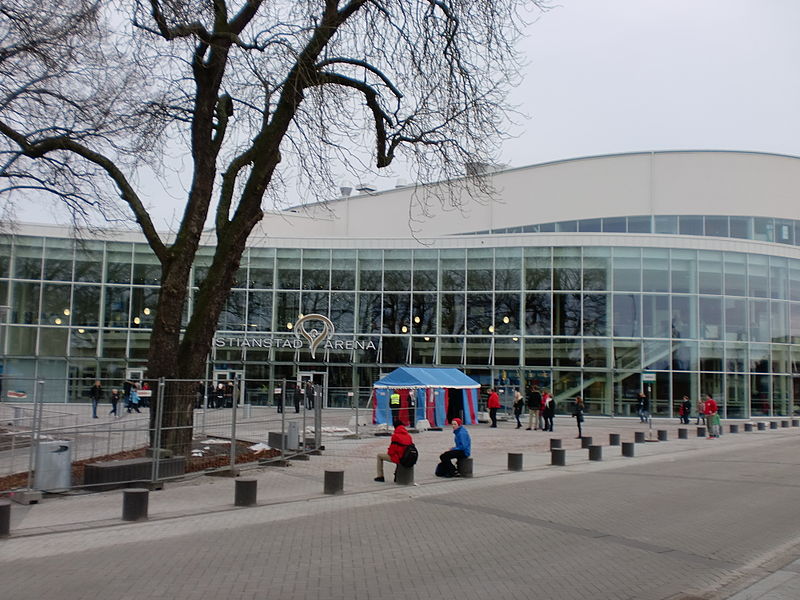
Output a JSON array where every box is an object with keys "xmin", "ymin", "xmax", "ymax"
[{"xmin": 212, "ymin": 313, "xmax": 376, "ymax": 358}]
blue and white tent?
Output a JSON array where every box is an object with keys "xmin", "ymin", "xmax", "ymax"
[{"xmin": 372, "ymin": 367, "xmax": 480, "ymax": 427}]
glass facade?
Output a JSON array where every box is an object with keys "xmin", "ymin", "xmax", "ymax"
[{"xmin": 1, "ymin": 232, "xmax": 799, "ymax": 418}]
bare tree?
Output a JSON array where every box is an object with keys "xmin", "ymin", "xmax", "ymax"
[{"xmin": 0, "ymin": 0, "xmax": 544, "ymax": 452}]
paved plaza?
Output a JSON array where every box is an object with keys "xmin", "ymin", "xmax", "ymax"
[{"xmin": 2, "ymin": 412, "xmax": 800, "ymax": 599}]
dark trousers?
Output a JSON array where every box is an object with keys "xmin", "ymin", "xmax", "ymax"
[
  {"xmin": 514, "ymin": 411, "xmax": 522, "ymax": 427},
  {"xmin": 543, "ymin": 414, "xmax": 553, "ymax": 431},
  {"xmin": 439, "ymin": 449, "xmax": 467, "ymax": 471},
  {"xmin": 489, "ymin": 407, "xmax": 498, "ymax": 427}
]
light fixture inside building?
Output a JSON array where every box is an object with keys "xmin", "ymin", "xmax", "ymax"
[
  {"xmin": 414, "ymin": 316, "xmax": 420, "ymax": 324},
  {"xmin": 401, "ymin": 325, "xmax": 408, "ymax": 333},
  {"xmin": 78, "ymin": 328, "xmax": 85, "ymax": 334},
  {"xmin": 424, "ymin": 336, "xmax": 430, "ymax": 341},
  {"xmin": 503, "ymin": 316, "xmax": 510, "ymax": 324},
  {"xmin": 63, "ymin": 309, "xmax": 70, "ymax": 316},
  {"xmin": 54, "ymin": 318, "xmax": 62, "ymax": 325},
  {"xmin": 488, "ymin": 325, "xmax": 495, "ymax": 333},
  {"xmin": 133, "ymin": 316, "xmax": 141, "ymax": 325},
  {"xmin": 512, "ymin": 337, "xmax": 519, "ymax": 342},
  {"xmin": 143, "ymin": 307, "xmax": 151, "ymax": 315},
  {"xmin": 287, "ymin": 322, "xmax": 293, "ymax": 330}
]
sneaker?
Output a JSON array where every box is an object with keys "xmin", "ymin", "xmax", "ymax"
[
  {"xmin": 374, "ymin": 476, "xmax": 385, "ymax": 482},
  {"xmin": 525, "ymin": 427, "xmax": 532, "ymax": 430}
]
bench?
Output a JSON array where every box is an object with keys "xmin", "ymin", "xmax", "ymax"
[{"xmin": 83, "ymin": 456, "xmax": 186, "ymax": 491}]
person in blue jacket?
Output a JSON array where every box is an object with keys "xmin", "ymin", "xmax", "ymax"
[{"xmin": 437, "ymin": 417, "xmax": 471, "ymax": 477}]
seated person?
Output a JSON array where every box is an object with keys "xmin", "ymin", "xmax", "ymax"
[
  {"xmin": 375, "ymin": 424, "xmax": 413, "ymax": 482},
  {"xmin": 437, "ymin": 418, "xmax": 471, "ymax": 477}
]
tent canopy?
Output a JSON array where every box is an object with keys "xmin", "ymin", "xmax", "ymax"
[{"xmin": 373, "ymin": 367, "xmax": 480, "ymax": 390}]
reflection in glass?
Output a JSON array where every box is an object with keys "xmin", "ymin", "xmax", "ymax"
[
  {"xmin": 524, "ymin": 293, "xmax": 551, "ymax": 335},
  {"xmin": 441, "ymin": 249, "xmax": 466, "ymax": 291},
  {"xmin": 440, "ymin": 293, "xmax": 465, "ymax": 335}
]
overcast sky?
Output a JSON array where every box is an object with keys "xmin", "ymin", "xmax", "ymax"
[{"xmin": 17, "ymin": 0, "xmax": 800, "ymax": 227}]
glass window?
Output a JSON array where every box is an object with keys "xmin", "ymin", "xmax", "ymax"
[
  {"xmin": 769, "ymin": 257, "xmax": 788, "ymax": 300},
  {"xmin": 39, "ymin": 328, "xmax": 68, "ymax": 356},
  {"xmin": 704, "ymin": 216, "xmax": 729, "ymax": 238},
  {"xmin": 467, "ymin": 248, "xmax": 492, "ymax": 292},
  {"xmin": 725, "ymin": 298, "xmax": 747, "ymax": 342},
  {"xmin": 412, "ymin": 250, "xmax": 438, "ymax": 291},
  {"xmin": 104, "ymin": 286, "xmax": 129, "ymax": 327},
  {"xmin": 729, "ymin": 216, "xmax": 751, "ymax": 239},
  {"xmin": 384, "ymin": 250, "xmax": 411, "ymax": 291},
  {"xmin": 678, "ymin": 215, "xmax": 703, "ymax": 236},
  {"xmin": 578, "ymin": 218, "xmax": 601, "ymax": 232},
  {"xmin": 357, "ymin": 292, "xmax": 382, "ymax": 334},
  {"xmin": 465, "ymin": 337, "xmax": 492, "ymax": 365},
  {"xmin": 776, "ymin": 220, "xmax": 794, "ymax": 245},
  {"xmin": 247, "ymin": 289, "xmax": 272, "ymax": 331},
  {"xmin": 751, "ymin": 373, "xmax": 770, "ymax": 416},
  {"xmin": 749, "ymin": 299, "xmax": 770, "ymax": 342},
  {"xmin": 440, "ymin": 336, "xmax": 464, "ymax": 365},
  {"xmin": 41, "ymin": 283, "xmax": 71, "ymax": 326},
  {"xmin": 771, "ymin": 301, "xmax": 788, "ymax": 343},
  {"xmin": 553, "ymin": 338, "xmax": 580, "ymax": 366},
  {"xmin": 613, "ymin": 248, "xmax": 640, "ymax": 291},
  {"xmin": 726, "ymin": 342, "xmax": 746, "ymax": 372},
  {"xmin": 699, "ymin": 342, "xmax": 723, "ymax": 371},
  {"xmin": 302, "ymin": 249, "xmax": 330, "ymax": 291},
  {"xmin": 105, "ymin": 243, "xmax": 133, "ymax": 284},
  {"xmin": 671, "ymin": 340, "xmax": 697, "ymax": 371},
  {"xmin": 671, "ymin": 249, "xmax": 696, "ymax": 293},
  {"xmin": 753, "ymin": 217, "xmax": 774, "ymax": 242},
  {"xmin": 381, "ymin": 336, "xmax": 409, "ymax": 364},
  {"xmin": 494, "ymin": 248, "xmax": 522, "ymax": 291},
  {"xmin": 410, "ymin": 336, "xmax": 436, "ymax": 365},
  {"xmin": 613, "ymin": 339, "xmax": 641, "ymax": 370},
  {"xmin": 698, "ymin": 251, "xmax": 723, "ymax": 295},
  {"xmin": 13, "ymin": 237, "xmax": 43, "ymax": 280},
  {"xmin": 726, "ymin": 373, "xmax": 747, "ymax": 418},
  {"xmin": 791, "ymin": 302, "xmax": 800, "ymax": 343},
  {"xmin": 582, "ymin": 294, "xmax": 608, "ymax": 336},
  {"xmin": 790, "ymin": 261, "xmax": 800, "ymax": 301},
  {"xmin": 440, "ymin": 293, "xmax": 465, "ymax": 335},
  {"xmin": 73, "ymin": 243, "xmax": 103, "ymax": 283},
  {"xmin": 383, "ymin": 293, "xmax": 411, "ymax": 333},
  {"xmin": 553, "ymin": 248, "xmax": 581, "ymax": 291},
  {"xmin": 72, "ymin": 285, "xmax": 101, "ymax": 327},
  {"xmin": 524, "ymin": 293, "xmax": 551, "ymax": 336},
  {"xmin": 654, "ymin": 215, "xmax": 678, "ymax": 234},
  {"xmin": 276, "ymin": 249, "xmax": 301, "ymax": 290},
  {"xmin": 330, "ymin": 292, "xmax": 355, "ymax": 333},
  {"xmin": 524, "ymin": 247, "xmax": 551, "ymax": 290},
  {"xmin": 627, "ymin": 216, "xmax": 651, "ymax": 233},
  {"xmin": 494, "ymin": 337, "xmax": 521, "ymax": 366},
  {"xmin": 329, "ymin": 250, "xmax": 355, "ymax": 290},
  {"xmin": 0, "ymin": 237, "xmax": 10, "ymax": 277},
  {"xmin": 613, "ymin": 294, "xmax": 640, "ymax": 337},
  {"xmin": 750, "ymin": 344, "xmax": 770, "ymax": 373},
  {"xmin": 69, "ymin": 328, "xmax": 98, "ymax": 357},
  {"xmin": 582, "ymin": 247, "xmax": 610, "ymax": 291},
  {"xmin": 10, "ymin": 280, "xmax": 40, "ymax": 325},
  {"xmin": 524, "ymin": 337, "xmax": 551, "ymax": 366},
  {"xmin": 748, "ymin": 254, "xmax": 769, "ymax": 298},
  {"xmin": 466, "ymin": 293, "xmax": 493, "ymax": 335},
  {"xmin": 301, "ymin": 291, "xmax": 329, "ymax": 317},
  {"xmin": 643, "ymin": 340, "xmax": 670, "ymax": 370},
  {"xmin": 495, "ymin": 293, "xmax": 521, "ymax": 335},
  {"xmin": 699, "ymin": 297, "xmax": 722, "ymax": 340},
  {"xmin": 411, "ymin": 293, "xmax": 437, "ymax": 335},
  {"xmin": 132, "ymin": 245, "xmax": 160, "ymax": 285},
  {"xmin": 216, "ymin": 289, "xmax": 246, "ymax": 331},
  {"xmin": 275, "ymin": 291, "xmax": 300, "ymax": 331},
  {"xmin": 43, "ymin": 238, "xmax": 74, "ymax": 281},
  {"xmin": 642, "ymin": 249, "xmax": 669, "ymax": 293},
  {"xmin": 602, "ymin": 217, "xmax": 626, "ymax": 233},
  {"xmin": 583, "ymin": 338, "xmax": 609, "ymax": 368},
  {"xmin": 642, "ymin": 295, "xmax": 669, "ymax": 338},
  {"xmin": 725, "ymin": 253, "xmax": 747, "ymax": 297},
  {"xmin": 556, "ymin": 220, "xmax": 577, "ymax": 232},
  {"xmin": 357, "ymin": 251, "xmax": 383, "ymax": 291},
  {"xmin": 441, "ymin": 249, "xmax": 465, "ymax": 292},
  {"xmin": 772, "ymin": 345, "xmax": 790, "ymax": 374},
  {"xmin": 671, "ymin": 295, "xmax": 696, "ymax": 339},
  {"xmin": 248, "ymin": 248, "xmax": 274, "ymax": 289},
  {"xmin": 552, "ymin": 292, "xmax": 581, "ymax": 336}
]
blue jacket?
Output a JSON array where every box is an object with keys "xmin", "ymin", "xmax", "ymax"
[{"xmin": 452, "ymin": 426, "xmax": 471, "ymax": 457}]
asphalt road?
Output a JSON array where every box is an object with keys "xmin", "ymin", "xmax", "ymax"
[{"xmin": 3, "ymin": 430, "xmax": 800, "ymax": 600}]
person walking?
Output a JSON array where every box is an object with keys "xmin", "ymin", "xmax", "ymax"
[
  {"xmin": 109, "ymin": 388, "xmax": 120, "ymax": 417},
  {"xmin": 374, "ymin": 424, "xmax": 414, "ymax": 482},
  {"xmin": 512, "ymin": 389, "xmax": 524, "ymax": 429},
  {"xmin": 573, "ymin": 396, "xmax": 585, "ymax": 438},
  {"xmin": 487, "ymin": 388, "xmax": 500, "ymax": 428},
  {"xmin": 542, "ymin": 390, "xmax": 555, "ymax": 432},
  {"xmin": 525, "ymin": 384, "xmax": 542, "ymax": 431},
  {"xmin": 437, "ymin": 418, "xmax": 471, "ymax": 477},
  {"xmin": 89, "ymin": 380, "xmax": 102, "ymax": 419},
  {"xmin": 127, "ymin": 383, "xmax": 141, "ymax": 413},
  {"xmin": 679, "ymin": 396, "xmax": 691, "ymax": 425},
  {"xmin": 637, "ymin": 391, "xmax": 650, "ymax": 423},
  {"xmin": 704, "ymin": 393, "xmax": 719, "ymax": 438}
]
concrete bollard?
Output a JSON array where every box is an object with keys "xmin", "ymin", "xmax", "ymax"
[
  {"xmin": 394, "ymin": 465, "xmax": 414, "ymax": 485},
  {"xmin": 745, "ymin": 423, "xmax": 753, "ymax": 432},
  {"xmin": 781, "ymin": 420, "xmax": 789, "ymax": 428},
  {"xmin": 234, "ymin": 477, "xmax": 258, "ymax": 507},
  {"xmin": 588, "ymin": 445, "xmax": 602, "ymax": 461},
  {"xmin": 621, "ymin": 442, "xmax": 635, "ymax": 458},
  {"xmin": 609, "ymin": 433, "xmax": 621, "ymax": 446},
  {"xmin": 507, "ymin": 453, "xmax": 523, "ymax": 472},
  {"xmin": 697, "ymin": 426, "xmax": 707, "ymax": 437},
  {"xmin": 678, "ymin": 428, "xmax": 688, "ymax": 439},
  {"xmin": 729, "ymin": 424, "xmax": 739, "ymax": 434},
  {"xmin": 549, "ymin": 438, "xmax": 562, "ymax": 450},
  {"xmin": 793, "ymin": 419, "xmax": 800, "ymax": 427},
  {"xmin": 634, "ymin": 431, "xmax": 646, "ymax": 443},
  {"xmin": 770, "ymin": 421, "xmax": 779, "ymax": 430},
  {"xmin": 551, "ymin": 448, "xmax": 566, "ymax": 466},
  {"xmin": 122, "ymin": 488, "xmax": 149, "ymax": 522},
  {"xmin": 324, "ymin": 470, "xmax": 344, "ymax": 495},
  {"xmin": 457, "ymin": 457, "xmax": 474, "ymax": 478},
  {"xmin": 657, "ymin": 430, "xmax": 668, "ymax": 442},
  {"xmin": 757, "ymin": 422, "xmax": 766, "ymax": 431},
  {"xmin": 0, "ymin": 499, "xmax": 10, "ymax": 536},
  {"xmin": 580, "ymin": 436, "xmax": 593, "ymax": 448}
]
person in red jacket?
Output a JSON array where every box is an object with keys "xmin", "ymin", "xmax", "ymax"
[
  {"xmin": 704, "ymin": 393, "xmax": 719, "ymax": 438},
  {"xmin": 375, "ymin": 424, "xmax": 414, "ymax": 482},
  {"xmin": 487, "ymin": 388, "xmax": 501, "ymax": 428}
]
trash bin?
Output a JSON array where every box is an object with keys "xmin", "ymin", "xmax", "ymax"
[{"xmin": 34, "ymin": 440, "xmax": 72, "ymax": 491}]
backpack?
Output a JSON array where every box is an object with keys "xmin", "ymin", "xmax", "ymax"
[{"xmin": 399, "ymin": 443, "xmax": 419, "ymax": 468}]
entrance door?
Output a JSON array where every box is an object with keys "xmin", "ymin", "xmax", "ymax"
[
  {"xmin": 213, "ymin": 370, "xmax": 245, "ymax": 406},
  {"xmin": 297, "ymin": 371, "xmax": 327, "ymax": 408}
]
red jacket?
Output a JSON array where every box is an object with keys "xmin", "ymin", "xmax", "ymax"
[
  {"xmin": 388, "ymin": 425, "xmax": 413, "ymax": 463},
  {"xmin": 703, "ymin": 398, "xmax": 718, "ymax": 415},
  {"xmin": 487, "ymin": 391, "xmax": 501, "ymax": 409}
]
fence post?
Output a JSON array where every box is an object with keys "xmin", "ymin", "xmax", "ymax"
[
  {"xmin": 26, "ymin": 380, "xmax": 45, "ymax": 490},
  {"xmin": 230, "ymin": 375, "xmax": 239, "ymax": 471},
  {"xmin": 280, "ymin": 379, "xmax": 287, "ymax": 463},
  {"xmin": 354, "ymin": 389, "xmax": 360, "ymax": 437},
  {"xmin": 151, "ymin": 377, "xmax": 166, "ymax": 485},
  {"xmin": 314, "ymin": 384, "xmax": 322, "ymax": 452}
]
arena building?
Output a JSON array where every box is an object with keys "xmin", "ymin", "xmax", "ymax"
[{"xmin": 2, "ymin": 150, "xmax": 800, "ymax": 418}]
